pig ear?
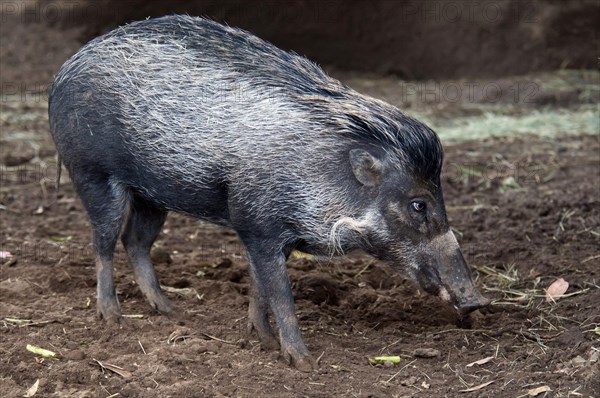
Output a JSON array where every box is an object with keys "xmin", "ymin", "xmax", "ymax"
[{"xmin": 349, "ymin": 148, "xmax": 383, "ymax": 187}]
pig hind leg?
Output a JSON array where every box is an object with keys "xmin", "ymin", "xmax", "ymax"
[
  {"xmin": 72, "ymin": 173, "xmax": 131, "ymax": 323},
  {"xmin": 121, "ymin": 195, "xmax": 174, "ymax": 316}
]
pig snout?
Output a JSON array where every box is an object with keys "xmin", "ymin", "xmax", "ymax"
[{"xmin": 420, "ymin": 230, "xmax": 490, "ymax": 316}]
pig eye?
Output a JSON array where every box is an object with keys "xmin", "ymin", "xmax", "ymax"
[{"xmin": 411, "ymin": 200, "xmax": 426, "ymax": 212}]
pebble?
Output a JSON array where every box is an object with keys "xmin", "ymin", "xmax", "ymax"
[{"xmin": 413, "ymin": 348, "xmax": 441, "ymax": 358}]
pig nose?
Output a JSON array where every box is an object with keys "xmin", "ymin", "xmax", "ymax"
[{"xmin": 456, "ymin": 296, "xmax": 491, "ymax": 315}]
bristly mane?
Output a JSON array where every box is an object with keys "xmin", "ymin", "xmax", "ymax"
[
  {"xmin": 295, "ymin": 85, "xmax": 444, "ymax": 181},
  {"xmin": 150, "ymin": 16, "xmax": 445, "ymax": 180},
  {"xmin": 344, "ymin": 98, "xmax": 443, "ymax": 181}
]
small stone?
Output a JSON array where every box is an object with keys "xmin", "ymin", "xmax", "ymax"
[
  {"xmin": 400, "ymin": 376, "xmax": 418, "ymax": 386},
  {"xmin": 413, "ymin": 348, "xmax": 440, "ymax": 358}
]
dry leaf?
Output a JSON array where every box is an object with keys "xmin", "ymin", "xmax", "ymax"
[
  {"xmin": 93, "ymin": 359, "xmax": 132, "ymax": 378},
  {"xmin": 466, "ymin": 355, "xmax": 494, "ymax": 367},
  {"xmin": 527, "ymin": 385, "xmax": 551, "ymax": 396},
  {"xmin": 459, "ymin": 380, "xmax": 495, "ymax": 392},
  {"xmin": 545, "ymin": 278, "xmax": 569, "ymax": 302},
  {"xmin": 102, "ymin": 363, "xmax": 133, "ymax": 378},
  {"xmin": 23, "ymin": 379, "xmax": 39, "ymax": 397},
  {"xmin": 161, "ymin": 285, "xmax": 198, "ymax": 297}
]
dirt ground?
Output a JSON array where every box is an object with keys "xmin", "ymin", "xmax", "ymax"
[
  {"xmin": 1, "ymin": 97, "xmax": 599, "ymax": 397},
  {"xmin": 1, "ymin": 3, "xmax": 599, "ymax": 397}
]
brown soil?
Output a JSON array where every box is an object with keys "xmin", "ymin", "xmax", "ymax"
[{"xmin": 1, "ymin": 101, "xmax": 599, "ymax": 396}]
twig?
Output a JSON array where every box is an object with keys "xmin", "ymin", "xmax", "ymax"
[
  {"xmin": 385, "ymin": 359, "xmax": 417, "ymax": 384},
  {"xmin": 200, "ymin": 332, "xmax": 235, "ymax": 345},
  {"xmin": 138, "ymin": 340, "xmax": 147, "ymax": 355},
  {"xmin": 316, "ymin": 351, "xmax": 325, "ymax": 365},
  {"xmin": 354, "ymin": 261, "xmax": 374, "ymax": 278}
]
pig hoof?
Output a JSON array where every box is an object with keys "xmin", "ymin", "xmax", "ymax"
[
  {"xmin": 97, "ymin": 302, "xmax": 122, "ymax": 324},
  {"xmin": 280, "ymin": 347, "xmax": 317, "ymax": 372},
  {"xmin": 149, "ymin": 296, "xmax": 176, "ymax": 317},
  {"xmin": 248, "ymin": 321, "xmax": 278, "ymax": 350},
  {"xmin": 293, "ymin": 356, "xmax": 317, "ymax": 372}
]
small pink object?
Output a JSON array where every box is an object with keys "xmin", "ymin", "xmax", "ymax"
[{"xmin": 545, "ymin": 278, "xmax": 569, "ymax": 302}]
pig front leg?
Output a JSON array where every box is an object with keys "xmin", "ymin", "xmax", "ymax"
[{"xmin": 243, "ymin": 240, "xmax": 316, "ymax": 372}]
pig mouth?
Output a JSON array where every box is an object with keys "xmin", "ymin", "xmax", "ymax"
[
  {"xmin": 438, "ymin": 285, "xmax": 491, "ymax": 317},
  {"xmin": 412, "ymin": 263, "xmax": 491, "ymax": 316},
  {"xmin": 438, "ymin": 286, "xmax": 453, "ymax": 303},
  {"xmin": 437, "ymin": 286, "xmax": 462, "ymax": 314}
]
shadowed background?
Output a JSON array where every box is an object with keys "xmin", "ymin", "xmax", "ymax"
[{"xmin": 1, "ymin": 0, "xmax": 598, "ymax": 91}]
